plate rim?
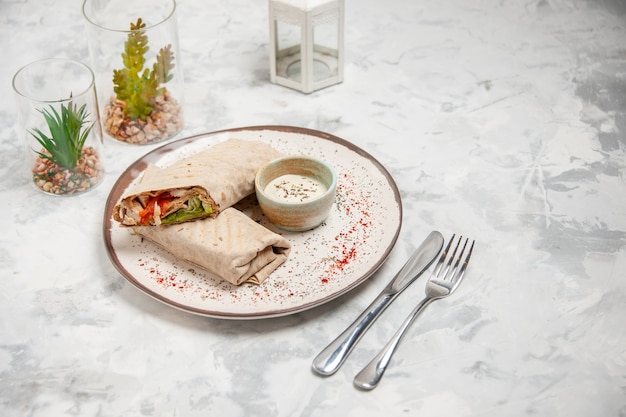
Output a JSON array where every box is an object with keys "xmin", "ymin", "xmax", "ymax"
[{"xmin": 102, "ymin": 125, "xmax": 403, "ymax": 319}]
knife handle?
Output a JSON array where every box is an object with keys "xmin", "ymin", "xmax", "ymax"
[
  {"xmin": 311, "ymin": 231, "xmax": 444, "ymax": 376},
  {"xmin": 311, "ymin": 290, "xmax": 396, "ymax": 376}
]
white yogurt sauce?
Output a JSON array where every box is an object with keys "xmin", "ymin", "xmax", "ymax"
[{"xmin": 264, "ymin": 174, "xmax": 327, "ymax": 203}]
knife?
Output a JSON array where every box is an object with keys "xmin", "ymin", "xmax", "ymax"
[{"xmin": 311, "ymin": 230, "xmax": 444, "ymax": 376}]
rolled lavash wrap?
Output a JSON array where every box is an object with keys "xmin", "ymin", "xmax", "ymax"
[
  {"xmin": 133, "ymin": 207, "xmax": 291, "ymax": 285},
  {"xmin": 113, "ymin": 139, "xmax": 283, "ymax": 226}
]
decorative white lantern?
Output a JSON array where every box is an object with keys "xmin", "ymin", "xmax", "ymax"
[{"xmin": 269, "ymin": 0, "xmax": 344, "ymax": 94}]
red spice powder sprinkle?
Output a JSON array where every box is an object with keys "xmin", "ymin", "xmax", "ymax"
[{"xmin": 317, "ymin": 172, "xmax": 375, "ymax": 284}]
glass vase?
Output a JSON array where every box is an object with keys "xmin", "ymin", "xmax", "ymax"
[
  {"xmin": 82, "ymin": 0, "xmax": 184, "ymax": 145},
  {"xmin": 12, "ymin": 58, "xmax": 105, "ymax": 196}
]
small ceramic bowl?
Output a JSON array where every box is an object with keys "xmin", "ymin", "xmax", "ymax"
[{"xmin": 255, "ymin": 156, "xmax": 337, "ymax": 232}]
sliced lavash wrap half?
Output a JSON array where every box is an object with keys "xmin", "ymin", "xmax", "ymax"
[
  {"xmin": 113, "ymin": 138, "xmax": 283, "ymax": 226},
  {"xmin": 133, "ymin": 207, "xmax": 291, "ymax": 285}
]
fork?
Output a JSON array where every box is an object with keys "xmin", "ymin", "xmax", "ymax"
[
  {"xmin": 311, "ymin": 231, "xmax": 444, "ymax": 376},
  {"xmin": 353, "ymin": 234, "xmax": 475, "ymax": 390}
]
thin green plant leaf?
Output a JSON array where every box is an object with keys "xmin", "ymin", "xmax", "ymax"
[{"xmin": 30, "ymin": 100, "xmax": 94, "ymax": 170}]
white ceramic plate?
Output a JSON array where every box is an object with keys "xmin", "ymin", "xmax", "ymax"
[{"xmin": 103, "ymin": 126, "xmax": 402, "ymax": 319}]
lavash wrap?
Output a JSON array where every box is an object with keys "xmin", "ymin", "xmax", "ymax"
[
  {"xmin": 113, "ymin": 139, "xmax": 283, "ymax": 226},
  {"xmin": 134, "ymin": 207, "xmax": 291, "ymax": 286}
]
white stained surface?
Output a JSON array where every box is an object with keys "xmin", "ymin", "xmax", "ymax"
[{"xmin": 1, "ymin": 0, "xmax": 625, "ymax": 416}]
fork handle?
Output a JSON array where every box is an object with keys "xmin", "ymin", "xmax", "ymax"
[
  {"xmin": 353, "ymin": 296, "xmax": 434, "ymax": 390},
  {"xmin": 311, "ymin": 231, "xmax": 444, "ymax": 377}
]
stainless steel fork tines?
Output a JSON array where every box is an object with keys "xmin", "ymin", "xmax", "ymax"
[{"xmin": 353, "ymin": 234, "xmax": 475, "ymax": 390}]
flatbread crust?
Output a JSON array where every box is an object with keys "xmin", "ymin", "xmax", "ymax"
[
  {"xmin": 113, "ymin": 139, "xmax": 283, "ymax": 226},
  {"xmin": 133, "ymin": 208, "xmax": 291, "ymax": 286}
]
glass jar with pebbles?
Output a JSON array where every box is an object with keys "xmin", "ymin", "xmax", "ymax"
[
  {"xmin": 82, "ymin": 0, "xmax": 184, "ymax": 145},
  {"xmin": 12, "ymin": 58, "xmax": 105, "ymax": 196}
]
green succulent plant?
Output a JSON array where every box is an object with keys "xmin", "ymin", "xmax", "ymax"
[
  {"xmin": 112, "ymin": 18, "xmax": 175, "ymax": 120},
  {"xmin": 30, "ymin": 100, "xmax": 94, "ymax": 170}
]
